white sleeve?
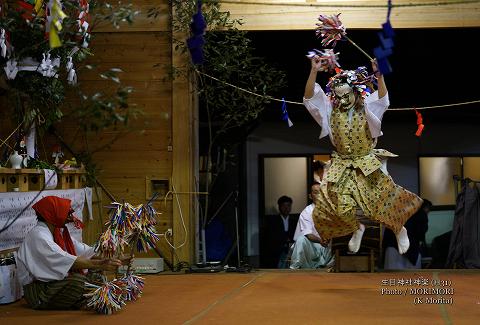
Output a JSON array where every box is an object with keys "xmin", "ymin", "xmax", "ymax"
[
  {"xmin": 18, "ymin": 232, "xmax": 76, "ymax": 282},
  {"xmin": 73, "ymin": 239, "xmax": 95, "ymax": 258},
  {"xmin": 365, "ymin": 91, "xmax": 389, "ymax": 120},
  {"xmin": 297, "ymin": 205, "xmax": 319, "ymax": 238},
  {"xmin": 365, "ymin": 91, "xmax": 390, "ymax": 138},
  {"xmin": 303, "ymin": 83, "xmax": 332, "ymax": 139}
]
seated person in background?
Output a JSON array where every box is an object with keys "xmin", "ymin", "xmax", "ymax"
[
  {"xmin": 16, "ymin": 196, "xmax": 131, "ymax": 310},
  {"xmin": 383, "ymin": 199, "xmax": 432, "ymax": 269},
  {"xmin": 263, "ymin": 195, "xmax": 298, "ymax": 268},
  {"xmin": 313, "ymin": 160, "xmax": 326, "ymax": 184},
  {"xmin": 290, "ymin": 182, "xmax": 334, "ymax": 269}
]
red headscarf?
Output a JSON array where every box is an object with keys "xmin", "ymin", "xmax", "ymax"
[{"xmin": 32, "ymin": 196, "xmax": 84, "ymax": 256}]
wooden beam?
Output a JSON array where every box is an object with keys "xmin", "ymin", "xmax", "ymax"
[
  {"xmin": 94, "ymin": 1, "xmax": 170, "ymax": 32},
  {"xmin": 219, "ymin": 0, "xmax": 480, "ymax": 30}
]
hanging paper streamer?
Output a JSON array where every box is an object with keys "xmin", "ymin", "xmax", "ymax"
[
  {"xmin": 34, "ymin": 0, "xmax": 45, "ymax": 16},
  {"xmin": 46, "ymin": 0, "xmax": 67, "ymax": 48},
  {"xmin": 3, "ymin": 53, "xmax": 63, "ymax": 80},
  {"xmin": 415, "ymin": 109, "xmax": 424, "ymax": 137},
  {"xmin": 187, "ymin": 0, "xmax": 206, "ymax": 65},
  {"xmin": 17, "ymin": 1, "xmax": 35, "ymax": 20},
  {"xmin": 0, "ymin": 29, "xmax": 7, "ymax": 58},
  {"xmin": 4, "ymin": 59, "xmax": 18, "ymax": 79},
  {"xmin": 280, "ymin": 98, "xmax": 293, "ymax": 127},
  {"xmin": 78, "ymin": 0, "xmax": 90, "ymax": 48},
  {"xmin": 373, "ymin": 0, "xmax": 395, "ymax": 75},
  {"xmin": 66, "ymin": 56, "xmax": 77, "ymax": 84},
  {"xmin": 315, "ymin": 13, "xmax": 372, "ymax": 60},
  {"xmin": 306, "ymin": 49, "xmax": 340, "ymax": 73},
  {"xmin": 38, "ymin": 52, "xmax": 60, "ymax": 77}
]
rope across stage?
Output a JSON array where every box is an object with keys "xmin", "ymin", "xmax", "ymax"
[{"xmin": 195, "ymin": 69, "xmax": 480, "ymax": 111}]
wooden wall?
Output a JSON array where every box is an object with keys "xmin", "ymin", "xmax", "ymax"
[
  {"xmin": 220, "ymin": 0, "xmax": 480, "ymax": 30},
  {"xmin": 52, "ymin": 1, "xmax": 195, "ymax": 267},
  {"xmin": 78, "ymin": 1, "xmax": 195, "ymax": 266},
  {"xmin": 0, "ymin": 0, "xmax": 195, "ymax": 268}
]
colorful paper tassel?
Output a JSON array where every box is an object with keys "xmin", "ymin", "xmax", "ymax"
[
  {"xmin": 90, "ymin": 197, "xmax": 159, "ymax": 313},
  {"xmin": 306, "ymin": 48, "xmax": 341, "ymax": 73},
  {"xmin": 315, "ymin": 14, "xmax": 346, "ymax": 47},
  {"xmin": 84, "ymin": 278, "xmax": 127, "ymax": 314},
  {"xmin": 121, "ymin": 273, "xmax": 145, "ymax": 301}
]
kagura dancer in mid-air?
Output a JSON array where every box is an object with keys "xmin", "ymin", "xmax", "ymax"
[{"xmin": 303, "ymin": 55, "xmax": 422, "ymax": 254}]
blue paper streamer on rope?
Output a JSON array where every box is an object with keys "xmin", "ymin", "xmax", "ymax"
[
  {"xmin": 374, "ymin": 0, "xmax": 394, "ymax": 75},
  {"xmin": 187, "ymin": 1, "xmax": 206, "ymax": 65},
  {"xmin": 281, "ymin": 98, "xmax": 293, "ymax": 127}
]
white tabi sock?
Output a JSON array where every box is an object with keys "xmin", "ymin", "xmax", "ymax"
[
  {"xmin": 348, "ymin": 223, "xmax": 365, "ymax": 253},
  {"xmin": 396, "ymin": 226, "xmax": 410, "ymax": 255}
]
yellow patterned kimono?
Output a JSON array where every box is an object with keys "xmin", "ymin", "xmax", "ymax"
[{"xmin": 304, "ymin": 84, "xmax": 422, "ymax": 240}]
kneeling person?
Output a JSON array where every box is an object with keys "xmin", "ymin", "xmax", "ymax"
[{"xmin": 16, "ymin": 196, "xmax": 130, "ymax": 310}]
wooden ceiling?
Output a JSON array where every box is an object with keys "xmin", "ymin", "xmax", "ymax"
[{"xmin": 220, "ymin": 0, "xmax": 480, "ymax": 30}]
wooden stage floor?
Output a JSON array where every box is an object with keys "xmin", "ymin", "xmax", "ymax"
[{"xmin": 1, "ymin": 269, "xmax": 479, "ymax": 324}]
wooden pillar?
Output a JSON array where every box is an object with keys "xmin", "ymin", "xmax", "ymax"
[{"xmin": 171, "ymin": 14, "xmax": 195, "ymax": 264}]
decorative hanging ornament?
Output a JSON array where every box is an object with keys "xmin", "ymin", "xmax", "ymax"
[
  {"xmin": 415, "ymin": 109, "xmax": 424, "ymax": 137},
  {"xmin": 17, "ymin": 1, "xmax": 35, "ymax": 20},
  {"xmin": 0, "ymin": 29, "xmax": 7, "ymax": 58},
  {"xmin": 38, "ymin": 52, "xmax": 60, "ymax": 77},
  {"xmin": 46, "ymin": 0, "xmax": 68, "ymax": 48},
  {"xmin": 78, "ymin": 0, "xmax": 90, "ymax": 48},
  {"xmin": 66, "ymin": 56, "xmax": 77, "ymax": 85},
  {"xmin": 4, "ymin": 59, "xmax": 18, "ymax": 79},
  {"xmin": 280, "ymin": 98, "xmax": 293, "ymax": 127},
  {"xmin": 373, "ymin": 0, "xmax": 395, "ymax": 75},
  {"xmin": 187, "ymin": 0, "xmax": 206, "ymax": 65},
  {"xmin": 34, "ymin": 0, "xmax": 46, "ymax": 16}
]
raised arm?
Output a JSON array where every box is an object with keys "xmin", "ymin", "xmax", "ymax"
[
  {"xmin": 304, "ymin": 56, "xmax": 324, "ymax": 99},
  {"xmin": 372, "ymin": 59, "xmax": 387, "ymax": 99},
  {"xmin": 303, "ymin": 56, "xmax": 332, "ymax": 139}
]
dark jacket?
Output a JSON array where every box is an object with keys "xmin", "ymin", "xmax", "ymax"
[{"xmin": 262, "ymin": 214, "xmax": 299, "ymax": 268}]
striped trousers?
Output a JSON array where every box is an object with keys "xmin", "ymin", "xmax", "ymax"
[{"xmin": 23, "ymin": 273, "xmax": 92, "ymax": 310}]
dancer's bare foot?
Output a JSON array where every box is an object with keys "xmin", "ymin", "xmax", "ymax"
[
  {"xmin": 396, "ymin": 226, "xmax": 410, "ymax": 254},
  {"xmin": 348, "ymin": 223, "xmax": 365, "ymax": 253}
]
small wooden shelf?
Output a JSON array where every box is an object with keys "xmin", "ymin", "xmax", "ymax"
[{"xmin": 0, "ymin": 168, "xmax": 87, "ymax": 192}]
